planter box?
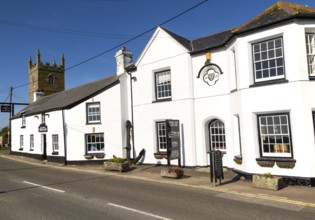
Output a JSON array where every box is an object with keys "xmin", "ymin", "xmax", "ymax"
[
  {"xmin": 161, "ymin": 169, "xmax": 184, "ymax": 179},
  {"xmin": 104, "ymin": 161, "xmax": 130, "ymax": 172},
  {"xmin": 252, "ymin": 175, "xmax": 284, "ymax": 190}
]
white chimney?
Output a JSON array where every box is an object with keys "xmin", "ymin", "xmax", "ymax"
[
  {"xmin": 115, "ymin": 47, "xmax": 133, "ymax": 76},
  {"xmin": 33, "ymin": 91, "xmax": 45, "ymax": 102}
]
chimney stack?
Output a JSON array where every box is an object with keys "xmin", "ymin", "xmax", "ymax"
[{"xmin": 115, "ymin": 47, "xmax": 133, "ymax": 76}]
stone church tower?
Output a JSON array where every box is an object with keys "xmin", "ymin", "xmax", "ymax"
[{"xmin": 28, "ymin": 50, "xmax": 65, "ymax": 103}]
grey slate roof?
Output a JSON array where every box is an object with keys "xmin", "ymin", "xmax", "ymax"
[
  {"xmin": 162, "ymin": 1, "xmax": 315, "ymax": 54},
  {"xmin": 13, "ymin": 74, "xmax": 119, "ymax": 119},
  {"xmin": 160, "ymin": 26, "xmax": 192, "ymax": 51}
]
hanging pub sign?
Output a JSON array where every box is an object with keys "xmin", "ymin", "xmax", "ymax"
[
  {"xmin": 197, "ymin": 62, "xmax": 223, "ymax": 86},
  {"xmin": 38, "ymin": 123, "xmax": 48, "ymax": 132},
  {"xmin": 1, "ymin": 104, "xmax": 11, "ymax": 113},
  {"xmin": 166, "ymin": 120, "xmax": 181, "ymax": 167}
]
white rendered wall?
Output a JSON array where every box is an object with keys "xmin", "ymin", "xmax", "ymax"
[
  {"xmin": 65, "ymin": 84, "xmax": 123, "ymax": 162},
  {"xmin": 133, "ymin": 27, "xmax": 196, "ymax": 166},
  {"xmin": 191, "ymin": 21, "xmax": 315, "ymax": 178}
]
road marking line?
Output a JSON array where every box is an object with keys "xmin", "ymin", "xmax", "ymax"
[
  {"xmin": 23, "ymin": 181, "xmax": 65, "ymax": 193},
  {"xmin": 108, "ymin": 203, "xmax": 172, "ymax": 220}
]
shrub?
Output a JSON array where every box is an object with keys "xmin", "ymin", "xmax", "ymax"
[
  {"xmin": 108, "ymin": 157, "xmax": 126, "ymax": 163},
  {"xmin": 262, "ymin": 173, "xmax": 273, "ymax": 178}
]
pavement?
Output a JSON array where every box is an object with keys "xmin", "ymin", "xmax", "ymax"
[{"xmin": 1, "ymin": 150, "xmax": 315, "ymax": 209}]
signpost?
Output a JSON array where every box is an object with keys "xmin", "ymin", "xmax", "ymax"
[
  {"xmin": 209, "ymin": 150, "xmax": 224, "ymax": 186},
  {"xmin": 166, "ymin": 120, "xmax": 181, "ymax": 167}
]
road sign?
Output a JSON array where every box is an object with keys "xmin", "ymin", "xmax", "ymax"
[{"xmin": 1, "ymin": 105, "xmax": 11, "ymax": 113}]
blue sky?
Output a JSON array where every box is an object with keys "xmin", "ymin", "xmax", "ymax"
[{"xmin": 1, "ymin": 0, "xmax": 314, "ymax": 129}]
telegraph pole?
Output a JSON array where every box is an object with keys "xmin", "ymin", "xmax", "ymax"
[{"xmin": 8, "ymin": 86, "xmax": 13, "ymax": 149}]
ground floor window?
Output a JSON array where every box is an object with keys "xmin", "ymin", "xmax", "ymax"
[
  {"xmin": 85, "ymin": 133, "xmax": 104, "ymax": 153},
  {"xmin": 156, "ymin": 122, "xmax": 167, "ymax": 152},
  {"xmin": 258, "ymin": 113, "xmax": 292, "ymax": 157},
  {"xmin": 30, "ymin": 134, "xmax": 34, "ymax": 150},
  {"xmin": 20, "ymin": 135, "xmax": 24, "ymax": 150},
  {"xmin": 52, "ymin": 134, "xmax": 59, "ymax": 152},
  {"xmin": 209, "ymin": 119, "xmax": 226, "ymax": 151}
]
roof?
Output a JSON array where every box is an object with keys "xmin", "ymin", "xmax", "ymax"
[
  {"xmin": 159, "ymin": 26, "xmax": 192, "ymax": 51},
  {"xmin": 13, "ymin": 74, "xmax": 119, "ymax": 118},
  {"xmin": 162, "ymin": 2, "xmax": 315, "ymax": 54},
  {"xmin": 233, "ymin": 1, "xmax": 315, "ymax": 33},
  {"xmin": 191, "ymin": 29, "xmax": 233, "ymax": 53}
]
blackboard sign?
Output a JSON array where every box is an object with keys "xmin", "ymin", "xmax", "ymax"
[
  {"xmin": 214, "ymin": 151, "xmax": 223, "ymax": 178},
  {"xmin": 209, "ymin": 150, "xmax": 224, "ymax": 185},
  {"xmin": 166, "ymin": 120, "xmax": 181, "ymax": 166}
]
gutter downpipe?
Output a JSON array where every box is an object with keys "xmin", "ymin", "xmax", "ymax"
[
  {"xmin": 126, "ymin": 70, "xmax": 136, "ymax": 159},
  {"xmin": 62, "ymin": 109, "xmax": 67, "ymax": 165}
]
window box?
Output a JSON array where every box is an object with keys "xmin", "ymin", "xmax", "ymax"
[
  {"xmin": 84, "ymin": 154, "xmax": 94, "ymax": 159},
  {"xmin": 233, "ymin": 155, "xmax": 243, "ymax": 165},
  {"xmin": 252, "ymin": 174, "xmax": 284, "ymax": 191},
  {"xmin": 161, "ymin": 167, "xmax": 184, "ymax": 179},
  {"xmin": 94, "ymin": 153, "xmax": 105, "ymax": 159},
  {"xmin": 154, "ymin": 152, "xmax": 167, "ymax": 160}
]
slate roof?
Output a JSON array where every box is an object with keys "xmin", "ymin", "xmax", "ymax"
[
  {"xmin": 162, "ymin": 1, "xmax": 315, "ymax": 54},
  {"xmin": 13, "ymin": 74, "xmax": 119, "ymax": 118},
  {"xmin": 160, "ymin": 26, "xmax": 192, "ymax": 51},
  {"xmin": 233, "ymin": 1, "xmax": 315, "ymax": 33},
  {"xmin": 191, "ymin": 29, "xmax": 233, "ymax": 53}
]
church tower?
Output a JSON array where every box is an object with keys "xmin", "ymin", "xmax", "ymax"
[{"xmin": 28, "ymin": 50, "xmax": 65, "ymax": 103}]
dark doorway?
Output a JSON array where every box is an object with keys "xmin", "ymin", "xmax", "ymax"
[{"xmin": 41, "ymin": 134, "xmax": 47, "ymax": 160}]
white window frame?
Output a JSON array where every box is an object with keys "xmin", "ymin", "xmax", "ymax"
[
  {"xmin": 86, "ymin": 133, "xmax": 104, "ymax": 153},
  {"xmin": 87, "ymin": 103, "xmax": 101, "ymax": 124},
  {"xmin": 156, "ymin": 121, "xmax": 168, "ymax": 152},
  {"xmin": 258, "ymin": 113, "xmax": 292, "ymax": 158},
  {"xmin": 252, "ymin": 37, "xmax": 285, "ymax": 82},
  {"xmin": 22, "ymin": 114, "xmax": 26, "ymax": 128},
  {"xmin": 20, "ymin": 135, "xmax": 24, "ymax": 150},
  {"xmin": 306, "ymin": 33, "xmax": 315, "ymax": 76},
  {"xmin": 209, "ymin": 119, "xmax": 226, "ymax": 151},
  {"xmin": 30, "ymin": 134, "xmax": 34, "ymax": 150},
  {"xmin": 52, "ymin": 134, "xmax": 59, "ymax": 152},
  {"xmin": 155, "ymin": 70, "xmax": 172, "ymax": 100}
]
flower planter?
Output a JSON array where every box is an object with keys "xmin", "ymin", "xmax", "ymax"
[
  {"xmin": 104, "ymin": 161, "xmax": 130, "ymax": 172},
  {"xmin": 161, "ymin": 168, "xmax": 184, "ymax": 179},
  {"xmin": 252, "ymin": 174, "xmax": 284, "ymax": 190}
]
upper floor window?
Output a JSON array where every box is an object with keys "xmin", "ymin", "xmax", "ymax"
[
  {"xmin": 155, "ymin": 70, "xmax": 172, "ymax": 101},
  {"xmin": 209, "ymin": 119, "xmax": 226, "ymax": 151},
  {"xmin": 30, "ymin": 134, "xmax": 34, "ymax": 151},
  {"xmin": 258, "ymin": 113, "xmax": 292, "ymax": 158},
  {"xmin": 87, "ymin": 103, "xmax": 101, "ymax": 124},
  {"xmin": 253, "ymin": 38, "xmax": 285, "ymax": 82},
  {"xmin": 21, "ymin": 114, "xmax": 26, "ymax": 128},
  {"xmin": 52, "ymin": 134, "xmax": 59, "ymax": 153},
  {"xmin": 306, "ymin": 33, "xmax": 315, "ymax": 76},
  {"xmin": 86, "ymin": 133, "xmax": 104, "ymax": 153}
]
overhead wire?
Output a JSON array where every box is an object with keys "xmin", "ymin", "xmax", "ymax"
[{"xmin": 10, "ymin": 0, "xmax": 208, "ymax": 90}]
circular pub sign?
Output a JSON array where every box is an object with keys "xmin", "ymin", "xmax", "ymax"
[{"xmin": 197, "ymin": 63, "xmax": 223, "ymax": 86}]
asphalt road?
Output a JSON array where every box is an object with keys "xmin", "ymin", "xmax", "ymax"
[{"xmin": 1, "ymin": 156, "xmax": 315, "ymax": 220}]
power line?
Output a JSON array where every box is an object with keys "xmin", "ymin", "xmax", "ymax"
[
  {"xmin": 66, "ymin": 0, "xmax": 208, "ymax": 71},
  {"xmin": 0, "ymin": 20, "xmax": 149, "ymax": 40},
  {"xmin": 11, "ymin": 0, "xmax": 208, "ymax": 90}
]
